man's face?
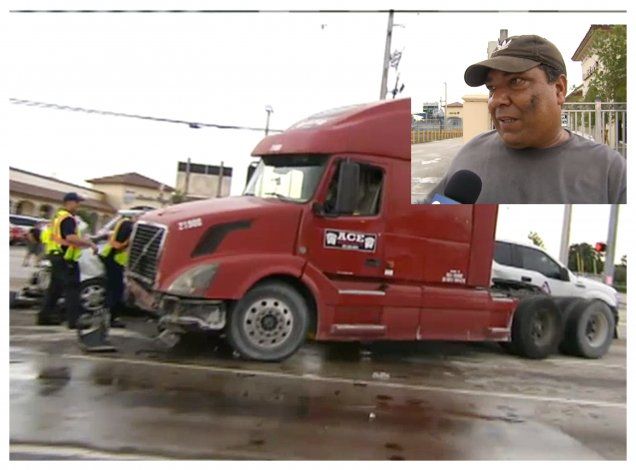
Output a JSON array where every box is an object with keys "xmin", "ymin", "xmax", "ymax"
[
  {"xmin": 65, "ymin": 200, "xmax": 80, "ymax": 214},
  {"xmin": 486, "ymin": 66, "xmax": 566, "ymax": 149}
]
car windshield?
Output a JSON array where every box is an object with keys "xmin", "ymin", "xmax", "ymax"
[{"xmin": 243, "ymin": 154, "xmax": 329, "ymax": 203}]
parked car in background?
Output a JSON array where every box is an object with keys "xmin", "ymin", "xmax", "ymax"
[{"xmin": 9, "ymin": 214, "xmax": 46, "ymax": 246}]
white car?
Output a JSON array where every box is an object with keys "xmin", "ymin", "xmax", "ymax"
[{"xmin": 492, "ymin": 239, "xmax": 619, "ymax": 311}]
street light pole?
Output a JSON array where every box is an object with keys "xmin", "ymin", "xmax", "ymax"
[
  {"xmin": 265, "ymin": 105, "xmax": 274, "ymax": 136},
  {"xmin": 558, "ymin": 204, "xmax": 572, "ymax": 265},
  {"xmin": 603, "ymin": 204, "xmax": 620, "ymax": 285},
  {"xmin": 379, "ymin": 10, "xmax": 394, "ymax": 100},
  {"xmin": 443, "ymin": 81, "xmax": 448, "ymax": 127}
]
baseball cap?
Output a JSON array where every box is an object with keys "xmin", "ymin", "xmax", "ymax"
[
  {"xmin": 464, "ymin": 35, "xmax": 566, "ymax": 87},
  {"xmin": 63, "ymin": 192, "xmax": 85, "ymax": 202}
]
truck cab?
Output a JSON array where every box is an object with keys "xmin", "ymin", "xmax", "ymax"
[{"xmin": 125, "ymin": 99, "xmax": 613, "ymax": 362}]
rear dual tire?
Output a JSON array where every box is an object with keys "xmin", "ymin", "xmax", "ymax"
[
  {"xmin": 561, "ymin": 300, "xmax": 614, "ymax": 359},
  {"xmin": 508, "ymin": 296, "xmax": 562, "ymax": 359}
]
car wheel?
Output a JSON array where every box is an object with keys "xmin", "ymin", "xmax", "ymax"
[
  {"xmin": 79, "ymin": 278, "xmax": 107, "ymax": 314},
  {"xmin": 561, "ymin": 300, "xmax": 615, "ymax": 359},
  {"xmin": 227, "ymin": 281, "xmax": 309, "ymax": 362},
  {"xmin": 510, "ymin": 296, "xmax": 562, "ymax": 359}
]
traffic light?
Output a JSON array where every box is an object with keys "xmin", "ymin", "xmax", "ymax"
[{"xmin": 594, "ymin": 242, "xmax": 607, "ymax": 253}]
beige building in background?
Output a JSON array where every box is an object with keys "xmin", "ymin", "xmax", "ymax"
[
  {"xmin": 571, "ymin": 25, "xmax": 612, "ymax": 98},
  {"xmin": 175, "ymin": 161, "xmax": 232, "ymax": 201},
  {"xmin": 446, "ymin": 102, "xmax": 463, "ymax": 120},
  {"xmin": 9, "ymin": 167, "xmax": 115, "ymax": 229},
  {"xmin": 461, "ymin": 95, "xmax": 491, "ymax": 142},
  {"xmin": 87, "ymin": 173, "xmax": 175, "ymax": 210}
]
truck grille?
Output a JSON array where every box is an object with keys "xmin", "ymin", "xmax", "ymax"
[{"xmin": 127, "ymin": 223, "xmax": 166, "ymax": 287}]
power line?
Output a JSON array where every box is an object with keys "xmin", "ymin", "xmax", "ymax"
[{"xmin": 9, "ymin": 98, "xmax": 284, "ymax": 133}]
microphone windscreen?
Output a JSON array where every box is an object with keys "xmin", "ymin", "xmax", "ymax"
[{"xmin": 444, "ymin": 170, "xmax": 482, "ymax": 204}]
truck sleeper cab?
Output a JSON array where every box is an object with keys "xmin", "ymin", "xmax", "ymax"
[{"xmin": 125, "ymin": 99, "xmax": 613, "ymax": 361}]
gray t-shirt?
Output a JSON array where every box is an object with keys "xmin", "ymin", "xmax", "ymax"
[{"xmin": 426, "ymin": 130, "xmax": 626, "ymax": 203}]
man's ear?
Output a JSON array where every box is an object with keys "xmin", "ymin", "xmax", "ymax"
[{"xmin": 555, "ymin": 74, "xmax": 567, "ymax": 106}]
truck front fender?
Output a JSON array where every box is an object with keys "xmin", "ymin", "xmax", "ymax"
[{"xmin": 203, "ymin": 254, "xmax": 307, "ymax": 300}]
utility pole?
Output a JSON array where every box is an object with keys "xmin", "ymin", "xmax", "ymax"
[
  {"xmin": 379, "ymin": 10, "xmax": 394, "ymax": 100},
  {"xmin": 603, "ymin": 204, "xmax": 620, "ymax": 285},
  {"xmin": 559, "ymin": 204, "xmax": 572, "ymax": 265}
]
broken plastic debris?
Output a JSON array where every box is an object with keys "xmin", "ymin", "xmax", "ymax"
[{"xmin": 372, "ymin": 371, "xmax": 390, "ymax": 380}]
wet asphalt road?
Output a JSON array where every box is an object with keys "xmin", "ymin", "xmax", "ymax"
[
  {"xmin": 10, "ymin": 305, "xmax": 626, "ymax": 460},
  {"xmin": 8, "ymin": 247, "xmax": 627, "ymax": 460},
  {"xmin": 411, "ymin": 138, "xmax": 464, "ymax": 203}
]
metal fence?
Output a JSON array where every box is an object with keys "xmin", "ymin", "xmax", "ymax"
[
  {"xmin": 411, "ymin": 129, "xmax": 463, "ymax": 144},
  {"xmin": 562, "ymin": 102, "xmax": 627, "ymax": 157}
]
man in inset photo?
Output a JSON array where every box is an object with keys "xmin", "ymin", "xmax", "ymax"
[{"xmin": 426, "ymin": 34, "xmax": 626, "ymax": 204}]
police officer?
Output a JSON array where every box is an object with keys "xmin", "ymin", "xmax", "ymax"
[
  {"xmin": 37, "ymin": 192, "xmax": 98, "ymax": 327},
  {"xmin": 100, "ymin": 214, "xmax": 135, "ymax": 328}
]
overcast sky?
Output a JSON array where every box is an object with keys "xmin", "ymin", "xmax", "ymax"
[{"xmin": 6, "ymin": 2, "xmax": 629, "ymax": 260}]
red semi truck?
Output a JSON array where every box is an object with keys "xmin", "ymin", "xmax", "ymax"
[{"xmin": 125, "ymin": 98, "xmax": 614, "ymax": 361}]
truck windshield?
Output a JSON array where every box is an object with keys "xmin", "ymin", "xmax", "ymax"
[{"xmin": 243, "ymin": 154, "xmax": 329, "ymax": 203}]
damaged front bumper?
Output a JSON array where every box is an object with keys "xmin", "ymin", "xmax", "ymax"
[{"xmin": 158, "ymin": 295, "xmax": 227, "ymax": 333}]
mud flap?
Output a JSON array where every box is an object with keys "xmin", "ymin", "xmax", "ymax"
[{"xmin": 77, "ymin": 308, "xmax": 117, "ymax": 353}]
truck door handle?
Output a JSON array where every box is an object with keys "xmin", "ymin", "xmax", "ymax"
[
  {"xmin": 521, "ymin": 276, "xmax": 532, "ymax": 282},
  {"xmin": 365, "ymin": 258, "xmax": 381, "ymax": 267}
]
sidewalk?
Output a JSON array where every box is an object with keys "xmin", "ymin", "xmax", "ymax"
[{"xmin": 411, "ymin": 138, "xmax": 463, "ymax": 203}]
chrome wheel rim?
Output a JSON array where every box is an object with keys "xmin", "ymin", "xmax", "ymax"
[
  {"xmin": 585, "ymin": 311, "xmax": 609, "ymax": 348},
  {"xmin": 243, "ymin": 297, "xmax": 294, "ymax": 349},
  {"xmin": 80, "ymin": 284, "xmax": 106, "ymax": 312},
  {"xmin": 531, "ymin": 309, "xmax": 552, "ymax": 347}
]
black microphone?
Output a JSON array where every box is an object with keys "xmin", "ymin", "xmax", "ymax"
[{"xmin": 442, "ymin": 170, "xmax": 482, "ymax": 204}]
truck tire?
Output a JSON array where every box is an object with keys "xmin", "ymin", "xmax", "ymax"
[
  {"xmin": 510, "ymin": 296, "xmax": 561, "ymax": 359},
  {"xmin": 227, "ymin": 281, "xmax": 309, "ymax": 362},
  {"xmin": 561, "ymin": 299, "xmax": 615, "ymax": 359},
  {"xmin": 552, "ymin": 297, "xmax": 586, "ymax": 353}
]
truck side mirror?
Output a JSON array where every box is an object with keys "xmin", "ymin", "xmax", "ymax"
[
  {"xmin": 334, "ymin": 161, "xmax": 359, "ymax": 215},
  {"xmin": 312, "ymin": 202, "xmax": 326, "ymax": 217},
  {"xmin": 560, "ymin": 267, "xmax": 570, "ymax": 282}
]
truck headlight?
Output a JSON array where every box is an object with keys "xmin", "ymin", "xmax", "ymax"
[{"xmin": 167, "ymin": 263, "xmax": 218, "ymax": 297}]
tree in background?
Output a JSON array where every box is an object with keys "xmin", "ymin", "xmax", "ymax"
[
  {"xmin": 527, "ymin": 231, "xmax": 546, "ymax": 249},
  {"xmin": 584, "ymin": 25, "xmax": 627, "ymax": 102},
  {"xmin": 568, "ymin": 243, "xmax": 604, "ymax": 274},
  {"xmin": 170, "ymin": 190, "xmax": 187, "ymax": 205},
  {"xmin": 614, "ymin": 254, "xmax": 627, "ymax": 287}
]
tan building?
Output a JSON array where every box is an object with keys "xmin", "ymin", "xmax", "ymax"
[
  {"xmin": 86, "ymin": 172, "xmax": 175, "ymax": 210},
  {"xmin": 445, "ymin": 102, "xmax": 463, "ymax": 120},
  {"xmin": 571, "ymin": 25, "xmax": 612, "ymax": 98},
  {"xmin": 9, "ymin": 167, "xmax": 116, "ymax": 229},
  {"xmin": 461, "ymin": 95, "xmax": 491, "ymax": 142},
  {"xmin": 175, "ymin": 161, "xmax": 232, "ymax": 200}
]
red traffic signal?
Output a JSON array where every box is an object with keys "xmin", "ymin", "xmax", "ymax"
[{"xmin": 594, "ymin": 242, "xmax": 607, "ymax": 253}]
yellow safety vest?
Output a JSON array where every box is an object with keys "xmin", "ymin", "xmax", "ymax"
[
  {"xmin": 51, "ymin": 209, "xmax": 83, "ymax": 262},
  {"xmin": 40, "ymin": 225, "xmax": 54, "ymax": 254},
  {"xmin": 100, "ymin": 217, "xmax": 131, "ymax": 266}
]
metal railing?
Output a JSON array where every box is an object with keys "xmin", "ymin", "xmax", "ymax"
[{"xmin": 562, "ymin": 102, "xmax": 627, "ymax": 157}]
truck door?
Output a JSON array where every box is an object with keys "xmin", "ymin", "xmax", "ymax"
[{"xmin": 298, "ymin": 157, "xmax": 388, "ymax": 331}]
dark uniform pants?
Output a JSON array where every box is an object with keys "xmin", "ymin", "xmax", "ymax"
[
  {"xmin": 38, "ymin": 254, "xmax": 81, "ymax": 327},
  {"xmin": 104, "ymin": 255, "xmax": 124, "ymax": 319}
]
